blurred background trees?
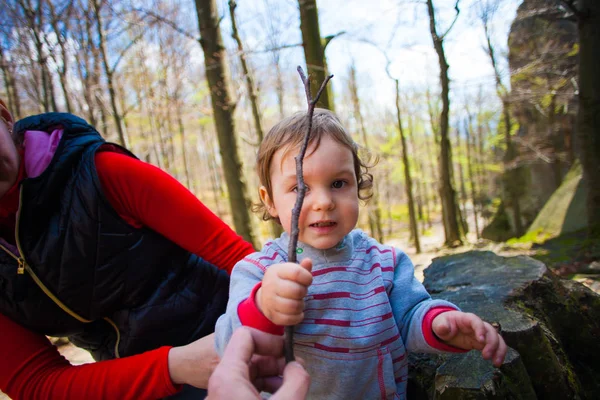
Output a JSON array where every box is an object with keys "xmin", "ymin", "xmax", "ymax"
[{"xmin": 0, "ymin": 0, "xmax": 596, "ymax": 250}]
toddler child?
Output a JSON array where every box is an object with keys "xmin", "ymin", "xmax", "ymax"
[{"xmin": 215, "ymin": 109, "xmax": 506, "ymax": 399}]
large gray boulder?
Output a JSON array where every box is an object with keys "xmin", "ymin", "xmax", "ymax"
[{"xmin": 408, "ymin": 251, "xmax": 600, "ymax": 399}]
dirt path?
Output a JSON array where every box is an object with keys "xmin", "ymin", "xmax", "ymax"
[{"xmin": 385, "ymin": 213, "xmax": 496, "ymax": 282}]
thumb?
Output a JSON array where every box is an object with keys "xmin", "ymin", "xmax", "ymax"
[
  {"xmin": 432, "ymin": 318, "xmax": 453, "ymax": 340},
  {"xmin": 299, "ymin": 258, "xmax": 313, "ymax": 273},
  {"xmin": 272, "ymin": 362, "xmax": 310, "ymax": 400}
]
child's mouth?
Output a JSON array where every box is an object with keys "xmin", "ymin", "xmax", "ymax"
[{"xmin": 309, "ymin": 221, "xmax": 337, "ymax": 228}]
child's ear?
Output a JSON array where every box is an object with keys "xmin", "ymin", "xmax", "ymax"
[{"xmin": 259, "ymin": 186, "xmax": 278, "ymax": 218}]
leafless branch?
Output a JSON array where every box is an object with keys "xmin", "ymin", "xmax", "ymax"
[
  {"xmin": 323, "ymin": 31, "xmax": 346, "ymax": 50},
  {"xmin": 110, "ymin": 26, "xmax": 151, "ymax": 74},
  {"xmin": 284, "ymin": 66, "xmax": 333, "ymax": 363},
  {"xmin": 440, "ymin": 0, "xmax": 460, "ymax": 40},
  {"xmin": 246, "ymin": 42, "xmax": 303, "ymax": 54},
  {"xmin": 133, "ymin": 8, "xmax": 199, "ymax": 42}
]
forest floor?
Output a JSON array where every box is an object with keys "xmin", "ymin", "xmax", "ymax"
[{"xmin": 2, "ymin": 215, "xmax": 598, "ymax": 400}]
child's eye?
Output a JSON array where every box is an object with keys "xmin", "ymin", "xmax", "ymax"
[{"xmin": 332, "ymin": 180, "xmax": 346, "ymax": 189}]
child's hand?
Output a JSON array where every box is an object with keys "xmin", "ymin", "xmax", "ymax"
[
  {"xmin": 256, "ymin": 258, "xmax": 313, "ymax": 326},
  {"xmin": 432, "ymin": 311, "xmax": 507, "ymax": 367}
]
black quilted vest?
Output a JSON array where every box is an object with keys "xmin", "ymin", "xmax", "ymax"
[{"xmin": 0, "ymin": 113, "xmax": 229, "ymax": 360}]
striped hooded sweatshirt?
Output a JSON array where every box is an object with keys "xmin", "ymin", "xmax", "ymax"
[{"xmin": 215, "ymin": 229, "xmax": 460, "ymax": 400}]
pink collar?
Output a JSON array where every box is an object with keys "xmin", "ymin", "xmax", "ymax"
[{"xmin": 23, "ymin": 129, "xmax": 63, "ymax": 178}]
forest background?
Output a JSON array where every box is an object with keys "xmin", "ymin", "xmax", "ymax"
[
  {"xmin": 0, "ymin": 0, "xmax": 599, "ymax": 390},
  {"xmin": 1, "ymin": 0, "xmax": 599, "ymax": 297}
]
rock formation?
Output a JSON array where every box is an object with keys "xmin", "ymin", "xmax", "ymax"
[{"xmin": 408, "ymin": 251, "xmax": 600, "ymax": 399}]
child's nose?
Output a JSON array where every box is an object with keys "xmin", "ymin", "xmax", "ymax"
[{"xmin": 311, "ymin": 189, "xmax": 335, "ymax": 211}]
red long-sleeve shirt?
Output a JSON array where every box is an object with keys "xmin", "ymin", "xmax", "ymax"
[{"xmin": 0, "ymin": 151, "xmax": 255, "ymax": 399}]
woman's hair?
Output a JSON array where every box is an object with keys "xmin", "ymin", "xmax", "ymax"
[{"xmin": 254, "ymin": 108, "xmax": 375, "ymax": 222}]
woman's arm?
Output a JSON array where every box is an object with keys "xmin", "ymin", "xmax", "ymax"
[
  {"xmin": 0, "ymin": 313, "xmax": 179, "ymax": 399},
  {"xmin": 95, "ymin": 150, "xmax": 255, "ymax": 274},
  {"xmin": 0, "ymin": 151, "xmax": 253, "ymax": 399}
]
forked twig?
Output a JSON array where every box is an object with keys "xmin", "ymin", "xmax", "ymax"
[{"xmin": 285, "ymin": 66, "xmax": 333, "ymax": 363}]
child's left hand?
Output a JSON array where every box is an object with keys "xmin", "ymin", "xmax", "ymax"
[{"xmin": 432, "ymin": 311, "xmax": 507, "ymax": 367}]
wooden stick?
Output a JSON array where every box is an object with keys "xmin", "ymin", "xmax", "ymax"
[{"xmin": 285, "ymin": 66, "xmax": 333, "ymax": 363}]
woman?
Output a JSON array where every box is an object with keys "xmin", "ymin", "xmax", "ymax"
[{"xmin": 0, "ymin": 99, "xmax": 255, "ymax": 399}]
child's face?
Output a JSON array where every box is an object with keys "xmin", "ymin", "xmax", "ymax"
[{"xmin": 260, "ymin": 135, "xmax": 359, "ymax": 250}]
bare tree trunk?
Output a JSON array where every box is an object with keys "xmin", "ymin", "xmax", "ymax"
[
  {"xmin": 426, "ymin": 0, "xmax": 462, "ymax": 246},
  {"xmin": 394, "ymin": 80, "xmax": 420, "ymax": 253},
  {"xmin": 426, "ymin": 88, "xmax": 440, "ymax": 146},
  {"xmin": 199, "ymin": 124, "xmax": 224, "ymax": 219},
  {"xmin": 268, "ymin": 46, "xmax": 285, "ymax": 238},
  {"xmin": 262, "ymin": 0, "xmax": 286, "ymax": 119},
  {"xmin": 48, "ymin": 0, "xmax": 74, "ymax": 113},
  {"xmin": 348, "ymin": 64, "xmax": 384, "ymax": 243},
  {"xmin": 45, "ymin": 61, "xmax": 58, "ymax": 112},
  {"xmin": 475, "ymin": 89, "xmax": 487, "ymax": 219},
  {"xmin": 569, "ymin": 0, "xmax": 600, "ymax": 236},
  {"xmin": 407, "ymin": 114, "xmax": 430, "ymax": 231},
  {"xmin": 147, "ymin": 92, "xmax": 164, "ymax": 168},
  {"xmin": 157, "ymin": 49, "xmax": 175, "ymax": 170},
  {"xmin": 88, "ymin": 11, "xmax": 106, "ymax": 135},
  {"xmin": 425, "ymin": 88, "xmax": 441, "ymax": 223},
  {"xmin": 0, "ymin": 46, "xmax": 20, "ymax": 118},
  {"xmin": 425, "ymin": 129, "xmax": 439, "ymax": 223},
  {"xmin": 454, "ymin": 125, "xmax": 467, "ymax": 216},
  {"xmin": 275, "ymin": 60, "xmax": 285, "ymax": 119},
  {"xmin": 502, "ymin": 102, "xmax": 524, "ymax": 236},
  {"xmin": 57, "ymin": 67, "xmax": 72, "ymax": 113},
  {"xmin": 176, "ymin": 104, "xmax": 193, "ymax": 190},
  {"xmin": 229, "ymin": 0, "xmax": 265, "ymax": 143},
  {"xmin": 75, "ymin": 7, "xmax": 97, "ymax": 126},
  {"xmin": 384, "ymin": 163, "xmax": 394, "ymax": 238},
  {"xmin": 136, "ymin": 41, "xmax": 166, "ymax": 168},
  {"xmin": 298, "ymin": 0, "xmax": 333, "ymax": 110},
  {"xmin": 195, "ymin": 0, "xmax": 257, "ymax": 248},
  {"xmin": 464, "ymin": 117, "xmax": 480, "ymax": 239},
  {"xmin": 93, "ymin": 0, "xmax": 129, "ymax": 147},
  {"xmin": 19, "ymin": 0, "xmax": 51, "ymax": 112},
  {"xmin": 547, "ymin": 92, "xmax": 564, "ymax": 189},
  {"xmin": 164, "ymin": 103, "xmax": 177, "ymax": 172},
  {"xmin": 97, "ymin": 95, "xmax": 108, "ymax": 137}
]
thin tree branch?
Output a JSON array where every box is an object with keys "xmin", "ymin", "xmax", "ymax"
[
  {"xmin": 322, "ymin": 31, "xmax": 345, "ymax": 50},
  {"xmin": 134, "ymin": 8, "xmax": 199, "ymax": 41},
  {"xmin": 110, "ymin": 26, "xmax": 151, "ymax": 74},
  {"xmin": 246, "ymin": 42, "xmax": 303, "ymax": 54},
  {"xmin": 284, "ymin": 66, "xmax": 333, "ymax": 363},
  {"xmin": 440, "ymin": 0, "xmax": 460, "ymax": 40}
]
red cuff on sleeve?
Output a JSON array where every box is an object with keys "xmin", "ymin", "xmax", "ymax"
[
  {"xmin": 158, "ymin": 346, "xmax": 183, "ymax": 395},
  {"xmin": 238, "ymin": 283, "xmax": 284, "ymax": 335},
  {"xmin": 422, "ymin": 307, "xmax": 468, "ymax": 353}
]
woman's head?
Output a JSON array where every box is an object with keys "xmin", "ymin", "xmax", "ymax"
[{"xmin": 255, "ymin": 108, "xmax": 374, "ymax": 223}]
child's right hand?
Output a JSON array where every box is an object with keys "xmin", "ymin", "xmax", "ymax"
[{"xmin": 256, "ymin": 258, "xmax": 313, "ymax": 326}]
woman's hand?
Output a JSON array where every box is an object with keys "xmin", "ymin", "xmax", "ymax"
[
  {"xmin": 207, "ymin": 327, "xmax": 310, "ymax": 400},
  {"xmin": 257, "ymin": 259, "xmax": 313, "ymax": 326},
  {"xmin": 432, "ymin": 311, "xmax": 507, "ymax": 367},
  {"xmin": 167, "ymin": 333, "xmax": 220, "ymax": 389}
]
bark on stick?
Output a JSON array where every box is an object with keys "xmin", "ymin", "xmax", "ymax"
[{"xmin": 285, "ymin": 66, "xmax": 333, "ymax": 362}]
